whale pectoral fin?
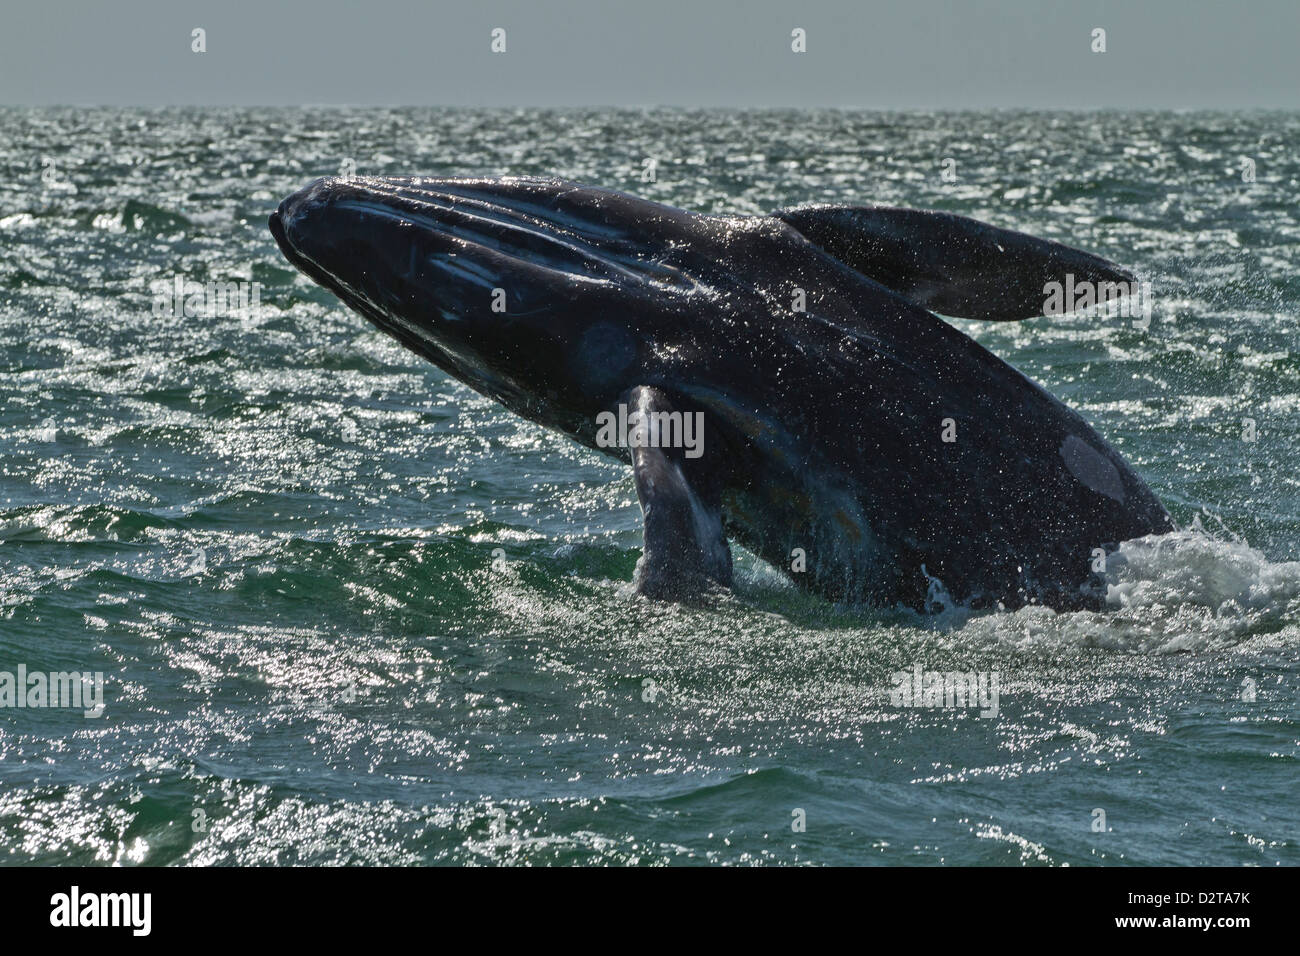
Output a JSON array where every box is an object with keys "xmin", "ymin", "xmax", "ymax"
[
  {"xmin": 775, "ymin": 205, "xmax": 1138, "ymax": 321},
  {"xmin": 627, "ymin": 386, "xmax": 732, "ymax": 601}
]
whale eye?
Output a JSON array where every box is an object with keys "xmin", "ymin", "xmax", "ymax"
[{"xmin": 1059, "ymin": 435, "xmax": 1126, "ymax": 503}]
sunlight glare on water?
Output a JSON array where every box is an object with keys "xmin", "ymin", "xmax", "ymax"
[{"xmin": 0, "ymin": 108, "xmax": 1297, "ymax": 865}]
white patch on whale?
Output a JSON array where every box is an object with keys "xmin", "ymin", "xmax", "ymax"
[{"xmin": 1059, "ymin": 434, "xmax": 1125, "ymax": 503}]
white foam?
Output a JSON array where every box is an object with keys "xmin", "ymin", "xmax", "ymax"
[
  {"xmin": 945, "ymin": 529, "xmax": 1300, "ymax": 654},
  {"xmin": 1105, "ymin": 530, "xmax": 1300, "ymax": 615}
]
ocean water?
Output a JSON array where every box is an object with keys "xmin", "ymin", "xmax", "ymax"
[{"xmin": 1, "ymin": 107, "xmax": 1297, "ymax": 866}]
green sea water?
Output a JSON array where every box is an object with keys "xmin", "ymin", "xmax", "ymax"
[{"xmin": 0, "ymin": 108, "xmax": 1297, "ymax": 865}]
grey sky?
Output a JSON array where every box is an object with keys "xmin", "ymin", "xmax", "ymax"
[{"xmin": 2, "ymin": 0, "xmax": 1296, "ymax": 108}]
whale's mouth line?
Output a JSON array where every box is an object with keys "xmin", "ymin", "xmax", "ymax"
[
  {"xmin": 271, "ymin": 207, "xmax": 450, "ymax": 363},
  {"xmin": 328, "ymin": 198, "xmax": 631, "ymax": 289},
  {"xmin": 282, "ymin": 175, "xmax": 703, "ymax": 294},
  {"xmin": 270, "ymin": 209, "xmax": 342, "ymax": 293},
  {"xmin": 325, "ymin": 191, "xmax": 699, "ymax": 293},
  {"xmin": 269, "ymin": 205, "xmax": 540, "ymax": 414},
  {"xmin": 273, "ymin": 199, "xmax": 614, "ymax": 348},
  {"xmin": 270, "ymin": 208, "xmax": 386, "ymax": 321}
]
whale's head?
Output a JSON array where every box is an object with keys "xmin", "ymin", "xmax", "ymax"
[{"xmin": 270, "ymin": 176, "xmax": 733, "ymax": 442}]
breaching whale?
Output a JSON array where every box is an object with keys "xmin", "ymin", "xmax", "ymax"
[{"xmin": 269, "ymin": 177, "xmax": 1173, "ymax": 610}]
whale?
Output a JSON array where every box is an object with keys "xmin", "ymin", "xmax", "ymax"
[{"xmin": 269, "ymin": 176, "xmax": 1174, "ymax": 610}]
